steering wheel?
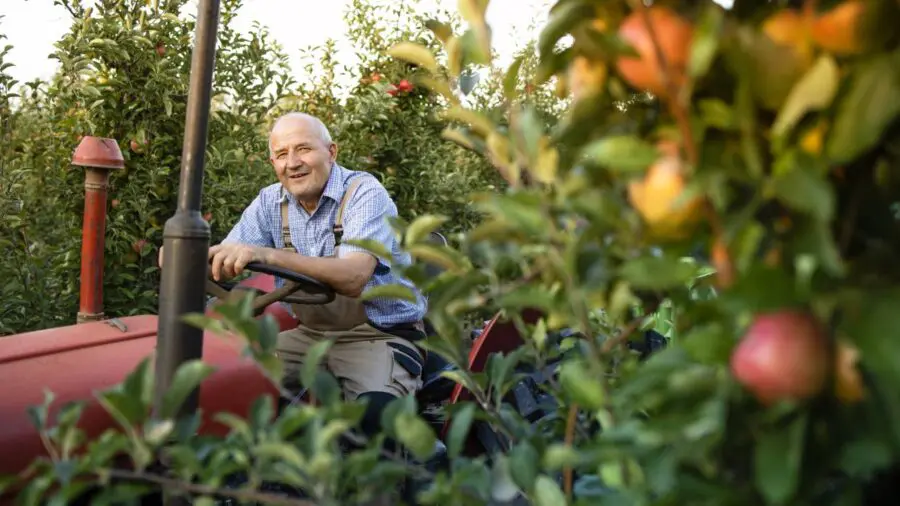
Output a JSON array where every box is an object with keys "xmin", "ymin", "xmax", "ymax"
[{"xmin": 205, "ymin": 262, "xmax": 336, "ymax": 315}]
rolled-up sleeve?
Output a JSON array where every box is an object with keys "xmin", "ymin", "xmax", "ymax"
[
  {"xmin": 337, "ymin": 178, "xmax": 396, "ymax": 272},
  {"xmin": 222, "ymin": 190, "xmax": 275, "ymax": 247}
]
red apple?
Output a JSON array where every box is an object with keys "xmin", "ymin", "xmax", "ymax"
[
  {"xmin": 132, "ymin": 239, "xmax": 148, "ymax": 253},
  {"xmin": 730, "ymin": 310, "xmax": 829, "ymax": 405}
]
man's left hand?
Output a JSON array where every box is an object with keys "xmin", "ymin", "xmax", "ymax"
[{"xmin": 208, "ymin": 243, "xmax": 268, "ymax": 281}]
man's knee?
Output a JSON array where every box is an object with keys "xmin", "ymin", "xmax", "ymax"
[{"xmin": 334, "ymin": 338, "xmax": 425, "ymax": 399}]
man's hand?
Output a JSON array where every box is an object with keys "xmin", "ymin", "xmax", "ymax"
[{"xmin": 208, "ymin": 243, "xmax": 269, "ymax": 281}]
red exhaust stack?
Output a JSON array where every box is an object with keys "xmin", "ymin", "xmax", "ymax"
[{"xmin": 71, "ymin": 136, "xmax": 124, "ymax": 324}]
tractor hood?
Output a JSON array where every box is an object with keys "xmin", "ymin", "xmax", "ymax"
[{"xmin": 0, "ymin": 274, "xmax": 293, "ymax": 483}]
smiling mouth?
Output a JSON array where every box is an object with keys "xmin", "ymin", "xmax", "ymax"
[{"xmin": 288, "ymin": 173, "xmax": 308, "ymax": 180}]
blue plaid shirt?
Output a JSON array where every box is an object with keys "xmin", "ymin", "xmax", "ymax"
[{"xmin": 222, "ymin": 163, "xmax": 427, "ymax": 327}]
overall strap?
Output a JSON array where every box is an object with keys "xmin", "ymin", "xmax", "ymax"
[
  {"xmin": 280, "ymin": 199, "xmax": 293, "ymax": 251},
  {"xmin": 333, "ymin": 177, "xmax": 365, "ymax": 247}
]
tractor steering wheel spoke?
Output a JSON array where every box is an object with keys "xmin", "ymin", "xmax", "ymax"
[{"xmin": 203, "ymin": 261, "xmax": 336, "ymax": 314}]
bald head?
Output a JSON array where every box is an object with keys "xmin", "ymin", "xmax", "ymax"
[{"xmin": 268, "ymin": 112, "xmax": 333, "ymax": 156}]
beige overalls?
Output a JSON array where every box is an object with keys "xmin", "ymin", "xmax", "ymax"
[{"xmin": 275, "ymin": 177, "xmax": 424, "ymax": 401}]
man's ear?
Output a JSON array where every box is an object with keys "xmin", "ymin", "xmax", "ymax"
[{"xmin": 329, "ymin": 142, "xmax": 338, "ymax": 162}]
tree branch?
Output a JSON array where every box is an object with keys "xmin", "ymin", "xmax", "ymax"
[
  {"xmin": 106, "ymin": 469, "xmax": 318, "ymax": 506},
  {"xmin": 563, "ymin": 403, "xmax": 578, "ymax": 500}
]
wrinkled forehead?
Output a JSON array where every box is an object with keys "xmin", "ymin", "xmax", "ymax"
[{"xmin": 269, "ymin": 117, "xmax": 328, "ymax": 152}]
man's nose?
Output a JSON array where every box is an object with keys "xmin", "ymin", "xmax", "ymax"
[{"xmin": 286, "ymin": 151, "xmax": 304, "ymax": 167}]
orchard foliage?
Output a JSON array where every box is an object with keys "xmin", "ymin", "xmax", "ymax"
[{"xmin": 3, "ymin": 0, "xmax": 900, "ymax": 505}]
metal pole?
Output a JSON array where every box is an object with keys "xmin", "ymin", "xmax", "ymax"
[{"xmin": 153, "ymin": 0, "xmax": 220, "ymax": 423}]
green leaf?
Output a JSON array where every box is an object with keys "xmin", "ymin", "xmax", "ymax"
[
  {"xmin": 81, "ymin": 85, "xmax": 102, "ymax": 98},
  {"xmin": 491, "ymin": 455, "xmax": 522, "ymax": 502},
  {"xmin": 360, "ymin": 283, "xmax": 418, "ymax": 303},
  {"xmin": 791, "ymin": 219, "xmax": 845, "ymax": 278},
  {"xmin": 143, "ymin": 419, "xmax": 174, "ymax": 446},
  {"xmin": 97, "ymin": 389, "xmax": 146, "ymax": 430},
  {"xmin": 405, "ymin": 214, "xmax": 449, "ymax": 245},
  {"xmin": 581, "ymin": 135, "xmax": 660, "ymax": 174},
  {"xmin": 300, "ymin": 340, "xmax": 332, "ymax": 389},
  {"xmin": 721, "ymin": 265, "xmax": 801, "ymax": 314},
  {"xmin": 827, "ymin": 51, "xmax": 900, "ymax": 164},
  {"xmin": 388, "ymin": 42, "xmax": 439, "ymax": 74},
  {"xmin": 732, "ymin": 25, "xmax": 808, "ymax": 111},
  {"xmin": 123, "ymin": 357, "xmax": 154, "ymax": 411},
  {"xmin": 446, "ymin": 402, "xmax": 476, "ymax": 458},
  {"xmin": 442, "ymin": 106, "xmax": 495, "ymax": 137},
  {"xmin": 159, "ymin": 360, "xmax": 216, "ymax": 419},
  {"xmin": 512, "ymin": 107, "xmax": 544, "ymax": 165},
  {"xmin": 441, "ymin": 127, "xmax": 478, "ymax": 151},
  {"xmin": 0, "ymin": 475, "xmax": 15, "ymax": 496},
  {"xmin": 509, "ymin": 441, "xmax": 539, "ymax": 491},
  {"xmin": 504, "ymin": 55, "xmax": 525, "ymax": 99},
  {"xmin": 27, "ymin": 390, "xmax": 54, "ymax": 431},
  {"xmin": 772, "ymin": 55, "xmax": 839, "ymax": 138},
  {"xmin": 559, "ymin": 359, "xmax": 605, "ymax": 409},
  {"xmin": 680, "ymin": 323, "xmax": 733, "ymax": 366},
  {"xmin": 843, "ymin": 289, "xmax": 900, "ymax": 446},
  {"xmin": 533, "ymin": 475, "xmax": 567, "ymax": 506},
  {"xmin": 254, "ymin": 442, "xmax": 307, "ymax": 469},
  {"xmin": 538, "ymin": 2, "xmax": 594, "ymax": 57},
  {"xmin": 424, "ymin": 19, "xmax": 453, "ymax": 45},
  {"xmin": 619, "ymin": 256, "xmax": 700, "ymax": 291},
  {"xmin": 343, "ymin": 238, "xmax": 391, "ymax": 259},
  {"xmin": 458, "ymin": 0, "xmax": 489, "ymax": 26},
  {"xmin": 416, "ymin": 76, "xmax": 459, "ymax": 104},
  {"xmin": 698, "ymin": 98, "xmax": 737, "ymax": 130},
  {"xmin": 394, "ymin": 411, "xmax": 436, "ymax": 461},
  {"xmin": 406, "ymin": 243, "xmax": 470, "ymax": 272},
  {"xmin": 542, "ymin": 444, "xmax": 582, "ymax": 471},
  {"xmin": 441, "ymin": 370, "xmax": 482, "ymax": 397},
  {"xmin": 496, "ymin": 285, "xmax": 557, "ymax": 312},
  {"xmin": 688, "ymin": 2, "xmax": 724, "ymax": 79},
  {"xmin": 754, "ymin": 414, "xmax": 808, "ymax": 505},
  {"xmin": 770, "ymin": 152, "xmax": 834, "ymax": 222}
]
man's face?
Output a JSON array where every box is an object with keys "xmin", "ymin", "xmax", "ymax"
[{"xmin": 269, "ymin": 117, "xmax": 337, "ymax": 209}]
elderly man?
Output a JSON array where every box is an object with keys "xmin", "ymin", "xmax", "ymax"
[{"xmin": 206, "ymin": 112, "xmax": 428, "ymax": 438}]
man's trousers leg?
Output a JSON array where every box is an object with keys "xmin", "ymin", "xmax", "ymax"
[{"xmin": 276, "ymin": 323, "xmax": 425, "ymax": 439}]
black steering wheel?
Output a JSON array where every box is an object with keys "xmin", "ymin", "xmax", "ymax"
[{"xmin": 205, "ymin": 262, "xmax": 336, "ymax": 315}]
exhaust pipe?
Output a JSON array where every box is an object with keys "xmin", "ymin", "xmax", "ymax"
[
  {"xmin": 153, "ymin": 0, "xmax": 220, "ymax": 423},
  {"xmin": 71, "ymin": 136, "xmax": 124, "ymax": 324}
]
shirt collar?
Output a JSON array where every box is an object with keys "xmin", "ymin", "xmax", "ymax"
[{"xmin": 279, "ymin": 162, "xmax": 345, "ymax": 208}]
